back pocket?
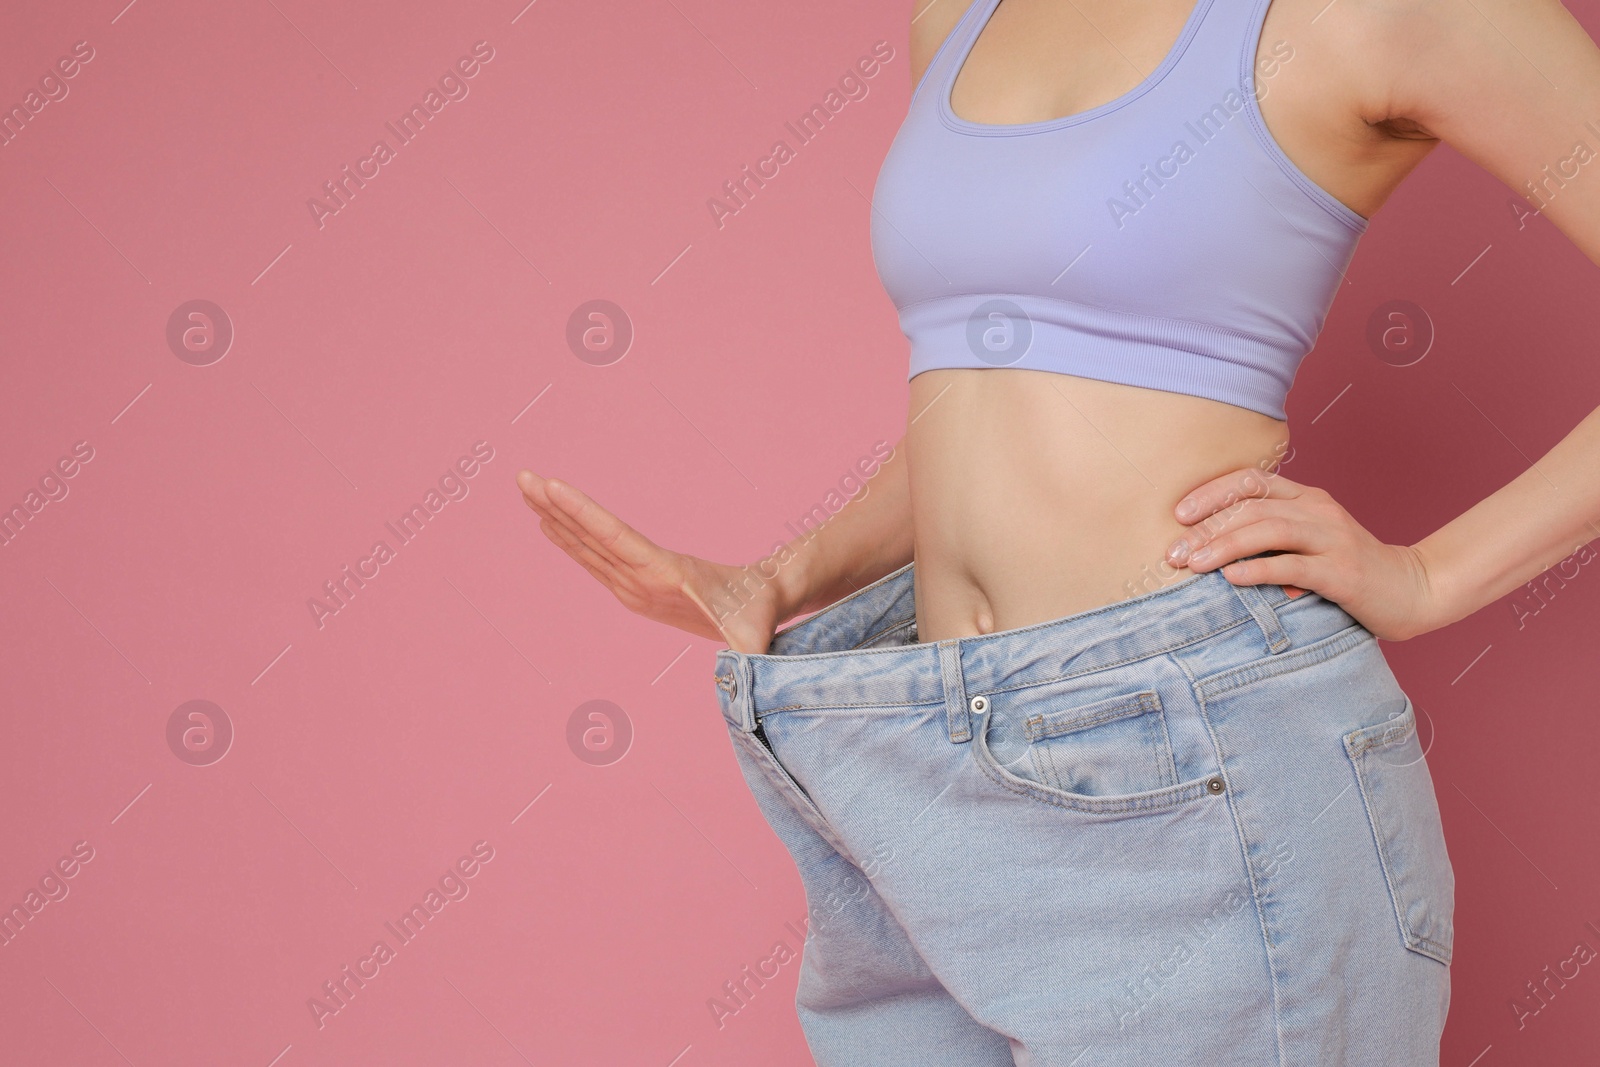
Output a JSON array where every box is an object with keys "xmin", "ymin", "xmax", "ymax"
[
  {"xmin": 1342, "ymin": 697, "xmax": 1456, "ymax": 965},
  {"xmin": 1023, "ymin": 689, "xmax": 1178, "ymax": 797}
]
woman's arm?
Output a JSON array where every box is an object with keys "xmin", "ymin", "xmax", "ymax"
[
  {"xmin": 516, "ymin": 436, "xmax": 914, "ymax": 653},
  {"xmin": 1161, "ymin": 0, "xmax": 1600, "ymax": 642},
  {"xmin": 1369, "ymin": 0, "xmax": 1600, "ymax": 633},
  {"xmin": 758, "ymin": 437, "xmax": 915, "ymax": 624},
  {"xmin": 1412, "ymin": 408, "xmax": 1600, "ymax": 634},
  {"xmin": 1163, "ymin": 418, "xmax": 1600, "ymax": 641}
]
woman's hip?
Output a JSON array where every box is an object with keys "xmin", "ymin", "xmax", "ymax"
[{"xmin": 712, "ymin": 560, "xmax": 1452, "ymax": 1059}]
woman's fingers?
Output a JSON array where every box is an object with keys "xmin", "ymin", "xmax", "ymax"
[
  {"xmin": 536, "ymin": 502, "xmax": 634, "ymax": 576},
  {"xmin": 556, "ymin": 535, "xmax": 625, "ymax": 592},
  {"xmin": 538, "ymin": 519, "xmax": 642, "ymax": 601},
  {"xmin": 524, "ymin": 473, "xmax": 649, "ymax": 575},
  {"xmin": 525, "ymin": 490, "xmax": 627, "ymax": 572},
  {"xmin": 518, "ymin": 472, "xmax": 617, "ymax": 559},
  {"xmin": 522, "ymin": 472, "xmax": 699, "ymax": 614},
  {"xmin": 540, "ymin": 516, "xmax": 627, "ymax": 585},
  {"xmin": 1216, "ymin": 552, "xmax": 1314, "ymax": 596},
  {"xmin": 1169, "ymin": 476, "xmax": 1307, "ymax": 565},
  {"xmin": 516, "ymin": 469, "xmax": 781, "ymax": 651},
  {"xmin": 1174, "ymin": 465, "xmax": 1301, "ymax": 527},
  {"xmin": 540, "ymin": 517, "xmax": 699, "ymax": 621},
  {"xmin": 1178, "ymin": 510, "xmax": 1325, "ymax": 570},
  {"xmin": 1168, "ymin": 480, "xmax": 1355, "ymax": 603},
  {"xmin": 536, "ymin": 474, "xmax": 664, "ymax": 570}
]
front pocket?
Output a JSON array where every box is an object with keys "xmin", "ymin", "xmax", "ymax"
[
  {"xmin": 1024, "ymin": 690, "xmax": 1178, "ymax": 797},
  {"xmin": 1342, "ymin": 697, "xmax": 1456, "ymax": 965},
  {"xmin": 972, "ymin": 695, "xmax": 1222, "ymax": 817}
]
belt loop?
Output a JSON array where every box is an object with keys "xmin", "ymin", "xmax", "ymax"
[
  {"xmin": 1231, "ymin": 581, "xmax": 1291, "ymax": 654},
  {"xmin": 938, "ymin": 640, "xmax": 971, "ymax": 743},
  {"xmin": 715, "ymin": 652, "xmax": 756, "ymax": 732}
]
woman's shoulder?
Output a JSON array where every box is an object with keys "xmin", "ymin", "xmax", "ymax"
[{"xmin": 909, "ymin": 0, "xmax": 986, "ymax": 92}]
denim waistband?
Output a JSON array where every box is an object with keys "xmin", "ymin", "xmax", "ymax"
[{"xmin": 714, "ymin": 555, "xmax": 1314, "ymax": 735}]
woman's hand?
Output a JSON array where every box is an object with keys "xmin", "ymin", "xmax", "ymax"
[
  {"xmin": 1165, "ymin": 467, "xmax": 1440, "ymax": 641},
  {"xmin": 516, "ymin": 470, "xmax": 787, "ymax": 654}
]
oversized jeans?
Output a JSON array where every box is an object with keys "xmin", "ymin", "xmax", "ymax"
[{"xmin": 713, "ymin": 560, "xmax": 1453, "ymax": 1066}]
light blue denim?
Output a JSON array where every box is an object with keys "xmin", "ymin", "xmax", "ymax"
[{"xmin": 713, "ymin": 558, "xmax": 1453, "ymax": 1066}]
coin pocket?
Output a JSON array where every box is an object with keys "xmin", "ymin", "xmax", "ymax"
[{"xmin": 1023, "ymin": 689, "xmax": 1179, "ymax": 798}]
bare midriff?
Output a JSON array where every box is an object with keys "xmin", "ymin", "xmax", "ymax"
[
  {"xmin": 906, "ymin": 368, "xmax": 1288, "ymax": 642},
  {"xmin": 895, "ymin": 0, "xmax": 1440, "ymax": 643}
]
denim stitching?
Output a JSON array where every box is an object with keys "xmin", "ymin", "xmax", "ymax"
[
  {"xmin": 1342, "ymin": 704, "xmax": 1453, "ymax": 966},
  {"xmin": 855, "ymin": 618, "xmax": 919, "ymax": 650},
  {"xmin": 759, "ymin": 564, "xmax": 1240, "ymax": 665},
  {"xmin": 733, "ymin": 728, "xmax": 857, "ymax": 864},
  {"xmin": 971, "ymin": 705, "xmax": 1218, "ymax": 815},
  {"xmin": 1232, "ymin": 581, "xmax": 1291, "ymax": 654},
  {"xmin": 763, "ymin": 557, "xmax": 1303, "ymax": 665},
  {"xmin": 1194, "ymin": 623, "xmax": 1371, "ymax": 699},
  {"xmin": 1348, "ymin": 744, "xmax": 1444, "ymax": 963},
  {"xmin": 1021, "ymin": 693, "xmax": 1176, "ymax": 793},
  {"xmin": 1152, "ymin": 700, "xmax": 1181, "ymax": 787},
  {"xmin": 767, "ymin": 562, "xmax": 917, "ymax": 649},
  {"xmin": 759, "ymin": 700, "xmax": 945, "ymax": 718},
  {"xmin": 757, "ymin": 615, "xmax": 1260, "ymax": 714},
  {"xmin": 939, "ymin": 639, "xmax": 973, "ymax": 743},
  {"xmin": 1167, "ymin": 649, "xmax": 1291, "ymax": 1067},
  {"xmin": 1345, "ymin": 713, "xmax": 1416, "ymax": 756},
  {"xmin": 972, "ymin": 747, "xmax": 1216, "ymax": 814},
  {"xmin": 959, "ymin": 614, "xmax": 1261, "ymax": 702},
  {"xmin": 1032, "ymin": 741, "xmax": 1063, "ymax": 791},
  {"xmin": 1023, "ymin": 691, "xmax": 1161, "ymax": 741},
  {"xmin": 1024, "ymin": 703, "xmax": 1177, "ymax": 796}
]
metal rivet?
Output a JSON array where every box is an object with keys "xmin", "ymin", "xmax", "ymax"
[
  {"xmin": 969, "ymin": 695, "xmax": 988, "ymax": 714},
  {"xmin": 1206, "ymin": 776, "xmax": 1225, "ymax": 795}
]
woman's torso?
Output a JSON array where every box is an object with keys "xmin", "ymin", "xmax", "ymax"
[{"xmin": 892, "ymin": 0, "xmax": 1438, "ymax": 641}]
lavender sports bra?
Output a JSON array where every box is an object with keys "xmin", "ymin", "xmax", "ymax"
[{"xmin": 869, "ymin": 0, "xmax": 1369, "ymax": 421}]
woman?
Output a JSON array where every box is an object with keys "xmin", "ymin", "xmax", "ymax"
[{"xmin": 519, "ymin": 0, "xmax": 1600, "ymax": 1062}]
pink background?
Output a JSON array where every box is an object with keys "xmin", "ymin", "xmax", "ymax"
[{"xmin": 2, "ymin": 0, "xmax": 1599, "ymax": 1063}]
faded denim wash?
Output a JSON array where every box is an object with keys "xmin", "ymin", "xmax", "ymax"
[{"xmin": 713, "ymin": 558, "xmax": 1453, "ymax": 1066}]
